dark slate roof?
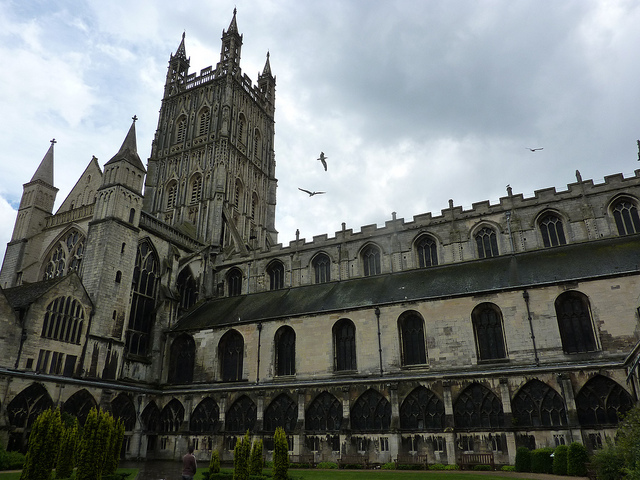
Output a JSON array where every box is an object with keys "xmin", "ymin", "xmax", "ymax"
[
  {"xmin": 174, "ymin": 235, "xmax": 640, "ymax": 332},
  {"xmin": 3, "ymin": 276, "xmax": 68, "ymax": 309}
]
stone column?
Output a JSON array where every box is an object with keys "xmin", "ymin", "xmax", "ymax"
[
  {"xmin": 499, "ymin": 379, "xmax": 516, "ymax": 464},
  {"xmin": 442, "ymin": 382, "xmax": 456, "ymax": 465}
]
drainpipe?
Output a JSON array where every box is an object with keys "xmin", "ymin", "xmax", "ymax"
[
  {"xmin": 522, "ymin": 290, "xmax": 539, "ymax": 366},
  {"xmin": 506, "ymin": 211, "xmax": 515, "ymax": 254},
  {"xmin": 375, "ymin": 307, "xmax": 383, "ymax": 376},
  {"xmin": 256, "ymin": 323, "xmax": 262, "ymax": 384}
]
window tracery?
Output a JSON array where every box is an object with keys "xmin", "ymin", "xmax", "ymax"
[
  {"xmin": 351, "ymin": 389, "xmax": 391, "ymax": 431},
  {"xmin": 42, "ymin": 229, "xmax": 86, "ymax": 280},
  {"xmin": 399, "ymin": 386, "xmax": 445, "ymax": 430},
  {"xmin": 312, "ymin": 253, "xmax": 331, "ymax": 284},
  {"xmin": 226, "ymin": 395, "xmax": 257, "ymax": 433},
  {"xmin": 555, "ymin": 291, "xmax": 597, "ymax": 354},
  {"xmin": 539, "ymin": 213, "xmax": 567, "ymax": 247},
  {"xmin": 472, "ymin": 303, "xmax": 506, "ymax": 361},
  {"xmin": 275, "ymin": 326, "xmax": 295, "ymax": 376},
  {"xmin": 416, "ymin": 235, "xmax": 438, "ymax": 267},
  {"xmin": 41, "ymin": 296, "xmax": 85, "ymax": 344},
  {"xmin": 362, "ymin": 244, "xmax": 381, "ymax": 276},
  {"xmin": 227, "ymin": 268, "xmax": 242, "ymax": 297},
  {"xmin": 159, "ymin": 399, "xmax": 184, "ymax": 433},
  {"xmin": 267, "ymin": 261, "xmax": 284, "ymax": 290},
  {"xmin": 264, "ymin": 394, "xmax": 297, "ymax": 433},
  {"xmin": 475, "ymin": 226, "xmax": 499, "ymax": 258},
  {"xmin": 399, "ymin": 311, "xmax": 427, "ymax": 366},
  {"xmin": 305, "ymin": 392, "xmax": 342, "ymax": 432},
  {"xmin": 219, "ymin": 330, "xmax": 244, "ymax": 382},
  {"xmin": 62, "ymin": 389, "xmax": 96, "ymax": 426},
  {"xmin": 512, "ymin": 380, "xmax": 566, "ymax": 427},
  {"xmin": 168, "ymin": 334, "xmax": 195, "ymax": 384},
  {"xmin": 333, "ymin": 319, "xmax": 356, "ymax": 371},
  {"xmin": 453, "ymin": 383, "xmax": 504, "ymax": 428},
  {"xmin": 575, "ymin": 375, "xmax": 633, "ymax": 426},
  {"xmin": 612, "ymin": 198, "xmax": 640, "ymax": 235}
]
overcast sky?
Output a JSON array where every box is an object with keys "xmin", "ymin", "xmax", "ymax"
[{"xmin": 2, "ymin": 0, "xmax": 640, "ymax": 263}]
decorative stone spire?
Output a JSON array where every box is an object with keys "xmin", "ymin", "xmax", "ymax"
[
  {"xmin": 30, "ymin": 139, "xmax": 55, "ymax": 185},
  {"xmin": 105, "ymin": 117, "xmax": 146, "ymax": 172},
  {"xmin": 227, "ymin": 7, "xmax": 238, "ymax": 34}
]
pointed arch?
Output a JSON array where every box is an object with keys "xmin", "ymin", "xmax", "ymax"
[
  {"xmin": 177, "ymin": 267, "xmax": 198, "ymax": 310},
  {"xmin": 537, "ymin": 210, "xmax": 567, "ymax": 247},
  {"xmin": 253, "ymin": 128, "xmax": 262, "ymax": 159},
  {"xmin": 198, "ymin": 107, "xmax": 211, "ymax": 136},
  {"xmin": 126, "ymin": 239, "xmax": 159, "ymax": 357},
  {"xmin": 474, "ymin": 225, "xmax": 499, "ymax": 258},
  {"xmin": 266, "ymin": 260, "xmax": 285, "ymax": 290},
  {"xmin": 333, "ymin": 318, "xmax": 356, "ymax": 371},
  {"xmin": 311, "ymin": 252, "xmax": 331, "ymax": 284},
  {"xmin": 512, "ymin": 380, "xmax": 567, "ymax": 427},
  {"xmin": 555, "ymin": 291, "xmax": 597, "ymax": 354},
  {"xmin": 166, "ymin": 180, "xmax": 178, "ymax": 210},
  {"xmin": 160, "ymin": 399, "xmax": 185, "ymax": 433},
  {"xmin": 190, "ymin": 397, "xmax": 219, "ymax": 433},
  {"xmin": 472, "ymin": 303, "xmax": 506, "ymax": 361},
  {"xmin": 251, "ymin": 192, "xmax": 259, "ymax": 220},
  {"xmin": 41, "ymin": 227, "xmax": 87, "ymax": 280},
  {"xmin": 575, "ymin": 375, "xmax": 634, "ymax": 426},
  {"xmin": 7, "ymin": 383, "xmax": 53, "ymax": 429},
  {"xmin": 141, "ymin": 401, "xmax": 160, "ymax": 433},
  {"xmin": 453, "ymin": 383, "xmax": 504, "ymax": 428},
  {"xmin": 226, "ymin": 395, "xmax": 257, "ymax": 433},
  {"xmin": 398, "ymin": 310, "xmax": 427, "ymax": 366},
  {"xmin": 227, "ymin": 267, "xmax": 243, "ymax": 297},
  {"xmin": 351, "ymin": 389, "xmax": 391, "ymax": 431},
  {"xmin": 189, "ymin": 173, "xmax": 203, "ymax": 203},
  {"xmin": 361, "ymin": 243, "xmax": 381, "ymax": 276},
  {"xmin": 168, "ymin": 334, "xmax": 195, "ymax": 384},
  {"xmin": 219, "ymin": 329, "xmax": 244, "ymax": 382},
  {"xmin": 415, "ymin": 234, "xmax": 438, "ymax": 268},
  {"xmin": 41, "ymin": 296, "xmax": 85, "ymax": 344},
  {"xmin": 610, "ymin": 195, "xmax": 640, "ymax": 235},
  {"xmin": 274, "ymin": 326, "xmax": 296, "ymax": 376},
  {"xmin": 233, "ymin": 178, "xmax": 244, "ymax": 211},
  {"xmin": 175, "ymin": 114, "xmax": 188, "ymax": 144},
  {"xmin": 62, "ymin": 389, "xmax": 97, "ymax": 425},
  {"xmin": 305, "ymin": 392, "xmax": 342, "ymax": 432},
  {"xmin": 399, "ymin": 386, "xmax": 445, "ymax": 431},
  {"xmin": 111, "ymin": 393, "xmax": 137, "ymax": 431},
  {"xmin": 264, "ymin": 394, "xmax": 297, "ymax": 433},
  {"xmin": 237, "ymin": 113, "xmax": 247, "ymax": 144}
]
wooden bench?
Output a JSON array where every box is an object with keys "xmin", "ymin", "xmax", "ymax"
[
  {"xmin": 395, "ymin": 454, "xmax": 428, "ymax": 469},
  {"xmin": 459, "ymin": 452, "xmax": 495, "ymax": 470},
  {"xmin": 289, "ymin": 454, "xmax": 315, "ymax": 466},
  {"xmin": 338, "ymin": 454, "xmax": 369, "ymax": 469},
  {"xmin": 585, "ymin": 463, "xmax": 597, "ymax": 480}
]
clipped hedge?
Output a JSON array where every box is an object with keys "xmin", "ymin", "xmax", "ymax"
[
  {"xmin": 553, "ymin": 445, "xmax": 569, "ymax": 476},
  {"xmin": 315, "ymin": 462, "xmax": 338, "ymax": 469},
  {"xmin": 531, "ymin": 447, "xmax": 554, "ymax": 474},
  {"xmin": 515, "ymin": 446, "xmax": 531, "ymax": 472},
  {"xmin": 567, "ymin": 442, "xmax": 590, "ymax": 477}
]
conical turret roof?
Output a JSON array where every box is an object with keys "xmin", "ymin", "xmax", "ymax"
[{"xmin": 105, "ymin": 118, "xmax": 146, "ymax": 172}]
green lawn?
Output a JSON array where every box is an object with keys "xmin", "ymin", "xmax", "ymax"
[
  {"xmin": 0, "ymin": 468, "xmax": 138, "ymax": 480},
  {"xmin": 285, "ymin": 471, "xmax": 515, "ymax": 480}
]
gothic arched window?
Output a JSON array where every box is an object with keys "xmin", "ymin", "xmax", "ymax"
[
  {"xmin": 234, "ymin": 179, "xmax": 243, "ymax": 211},
  {"xmin": 253, "ymin": 129, "xmax": 261, "ymax": 159},
  {"xmin": 475, "ymin": 226, "xmax": 499, "ymax": 258},
  {"xmin": 111, "ymin": 393, "xmax": 137, "ymax": 431},
  {"xmin": 226, "ymin": 395, "xmax": 257, "ymax": 433},
  {"xmin": 399, "ymin": 386, "xmax": 445, "ymax": 431},
  {"xmin": 168, "ymin": 334, "xmax": 195, "ymax": 384},
  {"xmin": 125, "ymin": 240, "xmax": 159, "ymax": 357},
  {"xmin": 219, "ymin": 330, "xmax": 244, "ymax": 382},
  {"xmin": 612, "ymin": 198, "xmax": 640, "ymax": 235},
  {"xmin": 575, "ymin": 375, "xmax": 634, "ymax": 426},
  {"xmin": 141, "ymin": 402, "xmax": 160, "ymax": 432},
  {"xmin": 6, "ymin": 383, "xmax": 53, "ymax": 451},
  {"xmin": 539, "ymin": 213, "xmax": 567, "ymax": 247},
  {"xmin": 472, "ymin": 303, "xmax": 506, "ymax": 361},
  {"xmin": 62, "ymin": 389, "xmax": 96, "ymax": 426},
  {"xmin": 362, "ymin": 244, "xmax": 381, "ymax": 276},
  {"xmin": 416, "ymin": 235, "xmax": 438, "ymax": 268},
  {"xmin": 159, "ymin": 399, "xmax": 184, "ymax": 433},
  {"xmin": 275, "ymin": 326, "xmax": 296, "ymax": 376},
  {"xmin": 305, "ymin": 392, "xmax": 342, "ymax": 432},
  {"xmin": 512, "ymin": 380, "xmax": 567, "ymax": 427},
  {"xmin": 555, "ymin": 291, "xmax": 597, "ymax": 354},
  {"xmin": 166, "ymin": 182, "xmax": 178, "ymax": 210},
  {"xmin": 251, "ymin": 193, "xmax": 258, "ymax": 220},
  {"xmin": 237, "ymin": 114, "xmax": 246, "ymax": 144},
  {"xmin": 190, "ymin": 397, "xmax": 219, "ymax": 433},
  {"xmin": 333, "ymin": 319, "xmax": 356, "ymax": 372},
  {"xmin": 351, "ymin": 389, "xmax": 391, "ymax": 431},
  {"xmin": 312, "ymin": 253, "xmax": 331, "ymax": 284},
  {"xmin": 453, "ymin": 383, "xmax": 504, "ymax": 428},
  {"xmin": 190, "ymin": 175, "xmax": 202, "ymax": 203},
  {"xmin": 199, "ymin": 108, "xmax": 211, "ymax": 136},
  {"xmin": 42, "ymin": 229, "xmax": 86, "ymax": 280},
  {"xmin": 398, "ymin": 311, "xmax": 427, "ymax": 366},
  {"xmin": 177, "ymin": 268, "xmax": 198, "ymax": 311},
  {"xmin": 41, "ymin": 297, "xmax": 85, "ymax": 344},
  {"xmin": 264, "ymin": 394, "xmax": 297, "ymax": 433},
  {"xmin": 176, "ymin": 116, "xmax": 187, "ymax": 144},
  {"xmin": 267, "ymin": 261, "xmax": 285, "ymax": 290},
  {"xmin": 227, "ymin": 268, "xmax": 242, "ymax": 297}
]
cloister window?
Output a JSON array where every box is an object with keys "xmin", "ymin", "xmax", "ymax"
[
  {"xmin": 42, "ymin": 229, "xmax": 86, "ymax": 280},
  {"xmin": 575, "ymin": 375, "xmax": 633, "ymax": 426},
  {"xmin": 6, "ymin": 383, "xmax": 53, "ymax": 451},
  {"xmin": 453, "ymin": 383, "xmax": 504, "ymax": 428},
  {"xmin": 398, "ymin": 311, "xmax": 427, "ymax": 366},
  {"xmin": 125, "ymin": 240, "xmax": 159, "ymax": 357},
  {"xmin": 472, "ymin": 303, "xmax": 506, "ymax": 361},
  {"xmin": 111, "ymin": 393, "xmax": 137, "ymax": 431},
  {"xmin": 159, "ymin": 399, "xmax": 184, "ymax": 433},
  {"xmin": 512, "ymin": 380, "xmax": 567, "ymax": 427},
  {"xmin": 333, "ymin": 318, "xmax": 356, "ymax": 371},
  {"xmin": 312, "ymin": 253, "xmax": 331, "ymax": 284},
  {"xmin": 475, "ymin": 226, "xmax": 499, "ymax": 258},
  {"xmin": 275, "ymin": 326, "xmax": 296, "ymax": 376},
  {"xmin": 190, "ymin": 175, "xmax": 202, "ymax": 203},
  {"xmin": 612, "ymin": 198, "xmax": 640, "ymax": 235},
  {"xmin": 166, "ymin": 182, "xmax": 178, "ymax": 210},
  {"xmin": 190, "ymin": 397, "xmax": 219, "ymax": 433},
  {"xmin": 539, "ymin": 213, "xmax": 567, "ymax": 247},
  {"xmin": 227, "ymin": 268, "xmax": 243, "ymax": 297},
  {"xmin": 219, "ymin": 330, "xmax": 244, "ymax": 382},
  {"xmin": 199, "ymin": 108, "xmax": 211, "ymax": 136},
  {"xmin": 226, "ymin": 395, "xmax": 257, "ymax": 433},
  {"xmin": 416, "ymin": 235, "xmax": 438, "ymax": 267},
  {"xmin": 399, "ymin": 386, "xmax": 445, "ymax": 430},
  {"xmin": 62, "ymin": 389, "xmax": 96, "ymax": 426},
  {"xmin": 41, "ymin": 296, "xmax": 85, "ymax": 344},
  {"xmin": 555, "ymin": 291, "xmax": 597, "ymax": 354},
  {"xmin": 168, "ymin": 334, "xmax": 195, "ymax": 384},
  {"xmin": 267, "ymin": 261, "xmax": 285, "ymax": 290},
  {"xmin": 362, "ymin": 244, "xmax": 381, "ymax": 276},
  {"xmin": 351, "ymin": 389, "xmax": 391, "ymax": 431},
  {"xmin": 305, "ymin": 392, "xmax": 342, "ymax": 432},
  {"xmin": 264, "ymin": 394, "xmax": 297, "ymax": 433}
]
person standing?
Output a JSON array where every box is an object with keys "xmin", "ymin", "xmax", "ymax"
[{"xmin": 182, "ymin": 446, "xmax": 197, "ymax": 480}]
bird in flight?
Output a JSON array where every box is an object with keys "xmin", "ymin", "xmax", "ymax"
[
  {"xmin": 317, "ymin": 152, "xmax": 328, "ymax": 171},
  {"xmin": 526, "ymin": 147, "xmax": 543, "ymax": 152},
  {"xmin": 298, "ymin": 188, "xmax": 325, "ymax": 196}
]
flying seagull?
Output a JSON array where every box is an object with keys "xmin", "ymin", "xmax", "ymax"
[
  {"xmin": 526, "ymin": 147, "xmax": 544, "ymax": 152},
  {"xmin": 317, "ymin": 152, "xmax": 328, "ymax": 171},
  {"xmin": 298, "ymin": 188, "xmax": 325, "ymax": 197}
]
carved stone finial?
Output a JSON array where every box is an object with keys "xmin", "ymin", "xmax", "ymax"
[
  {"xmin": 576, "ymin": 169, "xmax": 582, "ymax": 182},
  {"xmin": 295, "ymin": 229, "xmax": 299, "ymax": 241},
  {"xmin": 448, "ymin": 199, "xmax": 454, "ymax": 208},
  {"xmin": 506, "ymin": 184, "xmax": 513, "ymax": 196},
  {"xmin": 392, "ymin": 212, "xmax": 396, "ymax": 221}
]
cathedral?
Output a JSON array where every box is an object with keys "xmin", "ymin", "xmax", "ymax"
[{"xmin": 1, "ymin": 10, "xmax": 640, "ymax": 467}]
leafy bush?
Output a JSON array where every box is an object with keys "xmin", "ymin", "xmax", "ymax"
[
  {"xmin": 617, "ymin": 404, "xmax": 640, "ymax": 480},
  {"xmin": 209, "ymin": 450, "xmax": 221, "ymax": 474},
  {"xmin": 443, "ymin": 464, "xmax": 460, "ymax": 470},
  {"xmin": 315, "ymin": 462, "xmax": 338, "ymax": 469},
  {"xmin": 531, "ymin": 447, "xmax": 554, "ymax": 473},
  {"xmin": 0, "ymin": 443, "xmax": 26, "ymax": 471},
  {"xmin": 592, "ymin": 443, "xmax": 625, "ymax": 480},
  {"xmin": 567, "ymin": 442, "xmax": 590, "ymax": 477},
  {"xmin": 473, "ymin": 465, "xmax": 492, "ymax": 471},
  {"xmin": 381, "ymin": 462, "xmax": 395, "ymax": 469},
  {"xmin": 340, "ymin": 463, "xmax": 363, "ymax": 469},
  {"xmin": 501, "ymin": 465, "xmax": 516, "ymax": 472},
  {"xmin": 553, "ymin": 444, "xmax": 569, "ymax": 476},
  {"xmin": 429, "ymin": 463, "xmax": 447, "ymax": 470},
  {"xmin": 515, "ymin": 446, "xmax": 531, "ymax": 472},
  {"xmin": 396, "ymin": 464, "xmax": 423, "ymax": 470}
]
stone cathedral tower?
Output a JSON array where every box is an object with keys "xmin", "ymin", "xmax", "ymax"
[{"xmin": 143, "ymin": 9, "xmax": 278, "ymax": 257}]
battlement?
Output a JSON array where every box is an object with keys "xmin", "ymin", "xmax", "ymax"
[{"xmin": 181, "ymin": 64, "xmax": 266, "ymax": 105}]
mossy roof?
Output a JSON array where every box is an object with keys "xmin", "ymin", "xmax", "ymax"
[{"xmin": 173, "ymin": 235, "xmax": 640, "ymax": 332}]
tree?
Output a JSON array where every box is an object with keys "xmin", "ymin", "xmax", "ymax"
[
  {"xmin": 249, "ymin": 439, "xmax": 263, "ymax": 476},
  {"xmin": 552, "ymin": 444, "xmax": 568, "ymax": 476},
  {"xmin": 616, "ymin": 403, "xmax": 640, "ymax": 480},
  {"xmin": 76, "ymin": 408, "xmax": 117, "ymax": 480},
  {"xmin": 567, "ymin": 442, "xmax": 589, "ymax": 477},
  {"xmin": 272, "ymin": 427, "xmax": 289, "ymax": 480},
  {"xmin": 104, "ymin": 418, "xmax": 125, "ymax": 475},
  {"xmin": 20, "ymin": 408, "xmax": 63, "ymax": 480},
  {"xmin": 233, "ymin": 431, "xmax": 250, "ymax": 480},
  {"xmin": 56, "ymin": 418, "xmax": 80, "ymax": 479},
  {"xmin": 208, "ymin": 449, "xmax": 221, "ymax": 474}
]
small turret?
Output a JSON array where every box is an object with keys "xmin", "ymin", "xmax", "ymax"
[
  {"xmin": 258, "ymin": 51, "xmax": 276, "ymax": 115},
  {"xmin": 164, "ymin": 32, "xmax": 191, "ymax": 98},
  {"xmin": 217, "ymin": 8, "xmax": 243, "ymax": 76}
]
